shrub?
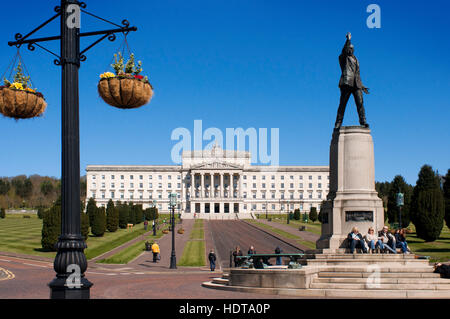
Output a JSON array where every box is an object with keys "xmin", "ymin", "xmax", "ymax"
[
  {"xmin": 293, "ymin": 209, "xmax": 300, "ymax": 221},
  {"xmin": 91, "ymin": 206, "xmax": 106, "ymax": 237},
  {"xmin": 86, "ymin": 197, "xmax": 98, "ymax": 228},
  {"xmin": 444, "ymin": 169, "xmax": 450, "ymax": 229},
  {"xmin": 309, "ymin": 207, "xmax": 318, "ymax": 222},
  {"xmin": 0, "ymin": 208, "xmax": 5, "ymax": 219},
  {"xmin": 118, "ymin": 203, "xmax": 130, "ymax": 229},
  {"xmin": 128, "ymin": 202, "xmax": 136, "ymax": 225},
  {"xmin": 410, "ymin": 165, "xmax": 445, "ymax": 242},
  {"xmin": 37, "ymin": 206, "xmax": 45, "ymax": 219},
  {"xmin": 106, "ymin": 199, "xmax": 119, "ymax": 232},
  {"xmin": 81, "ymin": 210, "xmax": 90, "ymax": 241},
  {"xmin": 41, "ymin": 204, "xmax": 61, "ymax": 251},
  {"xmin": 23, "ymin": 215, "xmax": 31, "ymax": 218},
  {"xmin": 133, "ymin": 204, "xmax": 143, "ymax": 225}
]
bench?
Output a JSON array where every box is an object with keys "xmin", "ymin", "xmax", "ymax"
[{"xmin": 236, "ymin": 253, "xmax": 305, "ymax": 269}]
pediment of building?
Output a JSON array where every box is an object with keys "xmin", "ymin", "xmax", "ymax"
[{"xmin": 190, "ymin": 161, "xmax": 243, "ymax": 170}]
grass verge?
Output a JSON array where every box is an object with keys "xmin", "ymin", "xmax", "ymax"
[{"xmin": 178, "ymin": 219, "xmax": 206, "ymax": 267}]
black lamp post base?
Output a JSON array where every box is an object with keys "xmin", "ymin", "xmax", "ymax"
[
  {"xmin": 170, "ymin": 255, "xmax": 177, "ymax": 269},
  {"xmin": 49, "ymin": 276, "xmax": 93, "ymax": 299}
]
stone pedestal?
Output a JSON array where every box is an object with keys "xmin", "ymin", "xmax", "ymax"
[{"xmin": 316, "ymin": 126, "xmax": 384, "ymax": 251}]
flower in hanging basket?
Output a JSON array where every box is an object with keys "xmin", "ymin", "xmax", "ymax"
[
  {"xmin": 97, "ymin": 53, "xmax": 153, "ymax": 109},
  {"xmin": 0, "ymin": 63, "xmax": 47, "ymax": 119}
]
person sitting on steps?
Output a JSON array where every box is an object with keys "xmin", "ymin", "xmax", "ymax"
[
  {"xmin": 348, "ymin": 226, "xmax": 368, "ymax": 253},
  {"xmin": 395, "ymin": 228, "xmax": 410, "ymax": 254},
  {"xmin": 378, "ymin": 226, "xmax": 397, "ymax": 254},
  {"xmin": 364, "ymin": 227, "xmax": 382, "ymax": 253}
]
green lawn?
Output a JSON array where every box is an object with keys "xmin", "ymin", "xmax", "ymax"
[
  {"xmin": 189, "ymin": 219, "xmax": 205, "ymax": 240},
  {"xmin": 0, "ymin": 214, "xmax": 150, "ymax": 260},
  {"xmin": 406, "ymin": 225, "xmax": 450, "ymax": 262},
  {"xmin": 97, "ymin": 224, "xmax": 170, "ymax": 264},
  {"xmin": 178, "ymin": 219, "xmax": 206, "ymax": 267}
]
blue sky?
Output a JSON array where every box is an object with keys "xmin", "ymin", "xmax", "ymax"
[{"xmin": 0, "ymin": 0, "xmax": 449, "ymax": 185}]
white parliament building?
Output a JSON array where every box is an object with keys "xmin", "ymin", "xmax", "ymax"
[{"xmin": 86, "ymin": 145, "xmax": 329, "ymax": 219}]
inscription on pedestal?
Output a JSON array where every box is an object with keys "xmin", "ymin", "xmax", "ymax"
[{"xmin": 345, "ymin": 211, "xmax": 373, "ymax": 222}]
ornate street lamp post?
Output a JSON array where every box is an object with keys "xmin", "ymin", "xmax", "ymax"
[
  {"xmin": 152, "ymin": 199, "xmax": 157, "ymax": 236},
  {"xmin": 7, "ymin": 1, "xmax": 137, "ymax": 299},
  {"xmin": 169, "ymin": 192, "xmax": 177, "ymax": 269},
  {"xmin": 286, "ymin": 200, "xmax": 290, "ymax": 224},
  {"xmin": 265, "ymin": 200, "xmax": 268, "ymax": 220},
  {"xmin": 396, "ymin": 192, "xmax": 404, "ymax": 229}
]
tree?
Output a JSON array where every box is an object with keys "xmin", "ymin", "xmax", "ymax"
[
  {"xmin": 106, "ymin": 199, "xmax": 119, "ymax": 232},
  {"xmin": 81, "ymin": 210, "xmax": 90, "ymax": 241},
  {"xmin": 0, "ymin": 179, "xmax": 10, "ymax": 195},
  {"xmin": 134, "ymin": 204, "xmax": 143, "ymax": 225},
  {"xmin": 293, "ymin": 209, "xmax": 300, "ymax": 221},
  {"xmin": 387, "ymin": 175, "xmax": 413, "ymax": 228},
  {"xmin": 128, "ymin": 202, "xmax": 136, "ymax": 225},
  {"xmin": 309, "ymin": 207, "xmax": 318, "ymax": 222},
  {"xmin": 41, "ymin": 203, "xmax": 61, "ymax": 251},
  {"xmin": 91, "ymin": 206, "xmax": 106, "ymax": 237},
  {"xmin": 86, "ymin": 197, "xmax": 98, "ymax": 228},
  {"xmin": 36, "ymin": 206, "xmax": 45, "ymax": 219},
  {"xmin": 410, "ymin": 165, "xmax": 445, "ymax": 242},
  {"xmin": 40, "ymin": 180, "xmax": 54, "ymax": 196},
  {"xmin": 11, "ymin": 176, "xmax": 33, "ymax": 199},
  {"xmin": 443, "ymin": 169, "xmax": 450, "ymax": 229},
  {"xmin": 0, "ymin": 208, "xmax": 5, "ymax": 219},
  {"xmin": 118, "ymin": 202, "xmax": 130, "ymax": 229}
]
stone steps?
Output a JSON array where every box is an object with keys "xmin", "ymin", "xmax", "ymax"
[
  {"xmin": 314, "ymin": 277, "xmax": 450, "ymax": 284},
  {"xmin": 314, "ymin": 254, "xmax": 416, "ymax": 260},
  {"xmin": 318, "ymin": 271, "xmax": 440, "ymax": 278},
  {"xmin": 201, "ymin": 281, "xmax": 450, "ymax": 298},
  {"xmin": 309, "ymin": 282, "xmax": 450, "ymax": 290},
  {"xmin": 307, "ymin": 259, "xmax": 429, "ymax": 269},
  {"xmin": 212, "ymin": 277, "xmax": 229, "ymax": 285}
]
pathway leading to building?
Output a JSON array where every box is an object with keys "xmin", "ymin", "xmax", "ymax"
[
  {"xmin": 256, "ymin": 219, "xmax": 320, "ymax": 243},
  {"xmin": 208, "ymin": 220, "xmax": 304, "ymax": 269}
]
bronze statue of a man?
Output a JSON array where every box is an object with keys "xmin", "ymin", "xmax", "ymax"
[{"xmin": 334, "ymin": 33, "xmax": 370, "ymax": 129}]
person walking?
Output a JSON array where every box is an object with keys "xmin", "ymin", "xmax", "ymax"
[
  {"xmin": 151, "ymin": 241, "xmax": 160, "ymax": 263},
  {"xmin": 208, "ymin": 249, "xmax": 217, "ymax": 271},
  {"xmin": 144, "ymin": 220, "xmax": 148, "ymax": 231}
]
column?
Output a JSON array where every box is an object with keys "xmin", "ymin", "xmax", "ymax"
[
  {"xmin": 220, "ymin": 173, "xmax": 224, "ymax": 198},
  {"xmin": 238, "ymin": 173, "xmax": 242, "ymax": 199},
  {"xmin": 200, "ymin": 172, "xmax": 204, "ymax": 198},
  {"xmin": 190, "ymin": 171, "xmax": 194, "ymax": 199}
]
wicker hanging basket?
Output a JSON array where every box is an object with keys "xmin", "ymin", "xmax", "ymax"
[
  {"xmin": 98, "ymin": 76, "xmax": 153, "ymax": 109},
  {"xmin": 0, "ymin": 87, "xmax": 47, "ymax": 119}
]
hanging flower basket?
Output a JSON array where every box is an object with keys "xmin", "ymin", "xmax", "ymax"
[
  {"xmin": 0, "ymin": 62, "xmax": 47, "ymax": 119},
  {"xmin": 98, "ymin": 53, "xmax": 153, "ymax": 109}
]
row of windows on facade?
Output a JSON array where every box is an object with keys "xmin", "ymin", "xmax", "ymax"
[
  {"xmin": 90, "ymin": 174, "xmax": 329, "ymax": 181},
  {"xmin": 91, "ymin": 190, "xmax": 324, "ymax": 201},
  {"xmin": 90, "ymin": 181, "xmax": 329, "ymax": 190},
  {"xmin": 187, "ymin": 202, "xmax": 320, "ymax": 211},
  {"xmin": 95, "ymin": 202, "xmax": 318, "ymax": 211}
]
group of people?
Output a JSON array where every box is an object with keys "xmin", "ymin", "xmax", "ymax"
[{"xmin": 348, "ymin": 225, "xmax": 410, "ymax": 254}]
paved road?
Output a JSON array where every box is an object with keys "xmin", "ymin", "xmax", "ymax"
[
  {"xmin": 0, "ymin": 255, "xmax": 292, "ymax": 299},
  {"xmin": 208, "ymin": 220, "xmax": 304, "ymax": 269}
]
